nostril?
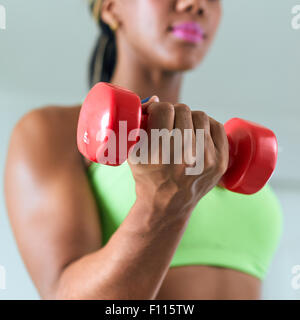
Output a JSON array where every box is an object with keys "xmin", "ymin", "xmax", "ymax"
[{"xmin": 198, "ymin": 8, "xmax": 204, "ymax": 15}]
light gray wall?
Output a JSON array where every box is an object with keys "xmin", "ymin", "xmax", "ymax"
[{"xmin": 0, "ymin": 0, "xmax": 299, "ymax": 299}]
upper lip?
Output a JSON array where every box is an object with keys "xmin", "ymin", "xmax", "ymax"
[{"xmin": 170, "ymin": 21, "xmax": 205, "ymax": 37}]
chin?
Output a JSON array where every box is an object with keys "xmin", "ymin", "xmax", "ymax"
[
  {"xmin": 163, "ymin": 53, "xmax": 206, "ymax": 72},
  {"xmin": 155, "ymin": 43, "xmax": 208, "ymax": 72}
]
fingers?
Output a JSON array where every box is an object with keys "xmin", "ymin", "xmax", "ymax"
[
  {"xmin": 192, "ymin": 111, "xmax": 216, "ymax": 169},
  {"xmin": 173, "ymin": 104, "xmax": 194, "ymax": 134},
  {"xmin": 208, "ymin": 117, "xmax": 229, "ymax": 174},
  {"xmin": 208, "ymin": 117, "xmax": 228, "ymax": 154},
  {"xmin": 147, "ymin": 102, "xmax": 175, "ymax": 132},
  {"xmin": 140, "ymin": 100, "xmax": 228, "ymax": 173},
  {"xmin": 174, "ymin": 104, "xmax": 195, "ymax": 164},
  {"xmin": 143, "ymin": 102, "xmax": 175, "ymax": 165}
]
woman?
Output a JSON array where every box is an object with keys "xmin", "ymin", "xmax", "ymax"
[{"xmin": 4, "ymin": 0, "xmax": 282, "ymax": 299}]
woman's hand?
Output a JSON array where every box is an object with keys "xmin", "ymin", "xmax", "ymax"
[{"xmin": 128, "ymin": 97, "xmax": 229, "ymax": 221}]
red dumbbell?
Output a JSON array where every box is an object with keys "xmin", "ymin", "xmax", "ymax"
[{"xmin": 77, "ymin": 82, "xmax": 278, "ymax": 195}]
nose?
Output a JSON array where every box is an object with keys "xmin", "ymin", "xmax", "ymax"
[{"xmin": 176, "ymin": 0, "xmax": 205, "ymax": 15}]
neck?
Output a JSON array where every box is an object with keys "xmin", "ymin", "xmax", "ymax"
[{"xmin": 110, "ymin": 37, "xmax": 183, "ymax": 104}]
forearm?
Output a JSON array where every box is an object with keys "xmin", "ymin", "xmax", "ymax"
[{"xmin": 54, "ymin": 193, "xmax": 193, "ymax": 300}]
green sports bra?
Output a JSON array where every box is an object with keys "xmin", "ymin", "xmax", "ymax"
[{"xmin": 87, "ymin": 161, "xmax": 283, "ymax": 280}]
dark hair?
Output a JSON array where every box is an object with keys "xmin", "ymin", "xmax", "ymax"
[{"xmin": 89, "ymin": 17, "xmax": 117, "ymax": 87}]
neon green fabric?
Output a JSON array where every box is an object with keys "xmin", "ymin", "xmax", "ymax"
[{"xmin": 87, "ymin": 161, "xmax": 283, "ymax": 280}]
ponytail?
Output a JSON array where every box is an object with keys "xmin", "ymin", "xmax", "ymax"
[{"xmin": 88, "ymin": 2, "xmax": 117, "ymax": 88}]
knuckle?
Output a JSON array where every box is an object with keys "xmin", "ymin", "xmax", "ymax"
[
  {"xmin": 174, "ymin": 104, "xmax": 191, "ymax": 113},
  {"xmin": 209, "ymin": 117, "xmax": 222, "ymax": 131},
  {"xmin": 216, "ymin": 121, "xmax": 226, "ymax": 134},
  {"xmin": 217, "ymin": 121, "xmax": 224, "ymax": 129},
  {"xmin": 149, "ymin": 102, "xmax": 173, "ymax": 113},
  {"xmin": 158, "ymin": 102, "xmax": 174, "ymax": 114},
  {"xmin": 192, "ymin": 110, "xmax": 209, "ymax": 121}
]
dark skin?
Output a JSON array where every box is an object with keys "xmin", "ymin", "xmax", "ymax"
[{"xmin": 4, "ymin": 0, "xmax": 261, "ymax": 299}]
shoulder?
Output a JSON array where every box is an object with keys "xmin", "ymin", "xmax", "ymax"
[
  {"xmin": 13, "ymin": 105, "xmax": 81, "ymax": 149},
  {"xmin": 5, "ymin": 104, "xmax": 89, "ymax": 179}
]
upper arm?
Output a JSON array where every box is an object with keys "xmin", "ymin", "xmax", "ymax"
[{"xmin": 4, "ymin": 107, "xmax": 102, "ymax": 298}]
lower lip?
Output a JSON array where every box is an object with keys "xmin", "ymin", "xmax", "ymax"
[{"xmin": 171, "ymin": 29, "xmax": 204, "ymax": 44}]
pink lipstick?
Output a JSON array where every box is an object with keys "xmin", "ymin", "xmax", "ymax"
[{"xmin": 171, "ymin": 22, "xmax": 204, "ymax": 44}]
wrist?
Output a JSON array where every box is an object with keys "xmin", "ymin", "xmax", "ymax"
[
  {"xmin": 134, "ymin": 180, "xmax": 195, "ymax": 227},
  {"xmin": 135, "ymin": 178, "xmax": 176, "ymax": 207},
  {"xmin": 125, "ymin": 198, "xmax": 190, "ymax": 240}
]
